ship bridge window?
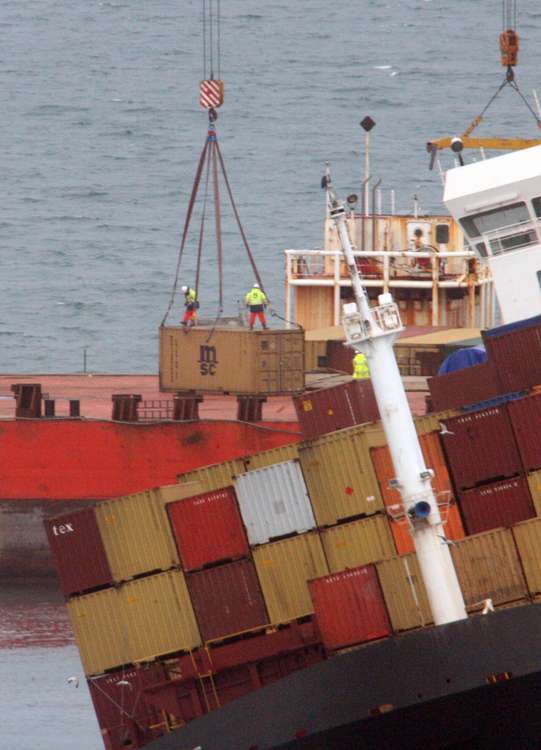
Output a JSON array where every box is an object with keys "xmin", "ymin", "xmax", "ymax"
[
  {"xmin": 460, "ymin": 201, "xmax": 538, "ymax": 256},
  {"xmin": 533, "ymin": 196, "xmax": 541, "ymax": 218}
]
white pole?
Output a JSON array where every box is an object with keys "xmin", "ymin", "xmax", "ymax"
[{"xmin": 331, "ymin": 200, "xmax": 467, "ymax": 626}]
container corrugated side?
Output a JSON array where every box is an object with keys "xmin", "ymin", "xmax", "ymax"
[
  {"xmin": 458, "ymin": 477, "xmax": 535, "ymax": 535},
  {"xmin": 375, "ymin": 554, "xmax": 433, "ymax": 631},
  {"xmin": 526, "ymin": 469, "xmax": 541, "ymax": 515},
  {"xmin": 235, "ymin": 460, "xmax": 316, "ymax": 545},
  {"xmin": 483, "ymin": 318, "xmax": 541, "ymax": 393},
  {"xmin": 121, "ymin": 570, "xmax": 201, "ymax": 662},
  {"xmin": 309, "ymin": 565, "xmax": 391, "ymax": 649},
  {"xmin": 298, "ymin": 426, "xmax": 383, "ymax": 526},
  {"xmin": 243, "ymin": 443, "xmax": 299, "ymax": 471},
  {"xmin": 67, "ymin": 588, "xmax": 127, "ymax": 675},
  {"xmin": 45, "ymin": 508, "xmax": 113, "ymax": 597},
  {"xmin": 320, "ymin": 515, "xmax": 395, "ymax": 572},
  {"xmin": 252, "ymin": 532, "xmax": 329, "ymax": 623},
  {"xmin": 95, "ymin": 490, "xmax": 180, "ymax": 583},
  {"xmin": 451, "ymin": 528, "xmax": 528, "ymax": 609},
  {"xmin": 168, "ymin": 487, "xmax": 248, "ymax": 571},
  {"xmin": 428, "ymin": 361, "xmax": 500, "ymax": 412},
  {"xmin": 176, "ymin": 460, "xmax": 245, "ymax": 492},
  {"xmin": 186, "ymin": 559, "xmax": 268, "ymax": 641},
  {"xmin": 508, "ymin": 393, "xmax": 541, "ymax": 472},
  {"xmin": 512, "ymin": 516, "xmax": 541, "ymax": 594}
]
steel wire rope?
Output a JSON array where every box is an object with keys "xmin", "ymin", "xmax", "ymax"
[
  {"xmin": 209, "ymin": 0, "xmax": 214, "ymax": 79},
  {"xmin": 202, "ymin": 0, "xmax": 207, "ymax": 80},
  {"xmin": 217, "ymin": 0, "xmax": 221, "ymax": 80},
  {"xmin": 211, "ymin": 140, "xmax": 224, "ymax": 312},
  {"xmin": 195, "ymin": 143, "xmax": 213, "ymax": 294}
]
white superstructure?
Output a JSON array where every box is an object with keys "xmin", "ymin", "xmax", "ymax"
[{"xmin": 444, "ymin": 145, "xmax": 541, "ymax": 324}]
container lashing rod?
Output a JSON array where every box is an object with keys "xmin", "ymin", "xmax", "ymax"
[{"xmin": 325, "ymin": 171, "xmax": 467, "ymax": 626}]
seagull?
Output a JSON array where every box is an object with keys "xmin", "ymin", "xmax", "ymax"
[
  {"xmin": 66, "ymin": 676, "xmax": 79, "ymax": 688},
  {"xmin": 438, "ymin": 422, "xmax": 455, "ymax": 436},
  {"xmin": 482, "ymin": 598, "xmax": 495, "ymax": 615}
]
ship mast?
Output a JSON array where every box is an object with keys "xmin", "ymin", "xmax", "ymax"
[{"xmin": 328, "ymin": 183, "xmax": 467, "ymax": 626}]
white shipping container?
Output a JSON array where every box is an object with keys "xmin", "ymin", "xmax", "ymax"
[{"xmin": 235, "ymin": 460, "xmax": 316, "ymax": 545}]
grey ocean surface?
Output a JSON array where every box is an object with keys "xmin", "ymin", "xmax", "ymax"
[{"xmin": 1, "ymin": 1, "xmax": 541, "ymax": 749}]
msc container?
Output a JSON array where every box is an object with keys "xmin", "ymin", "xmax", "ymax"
[
  {"xmin": 309, "ymin": 565, "xmax": 392, "ymax": 650},
  {"xmin": 235, "ymin": 460, "xmax": 316, "ymax": 545},
  {"xmin": 428, "ymin": 361, "xmax": 500, "ymax": 412},
  {"xmin": 512, "ymin": 516, "xmax": 541, "ymax": 595},
  {"xmin": 168, "ymin": 487, "xmax": 248, "ymax": 571},
  {"xmin": 458, "ymin": 477, "xmax": 535, "ymax": 535},
  {"xmin": 252, "ymin": 532, "xmax": 329, "ymax": 624},
  {"xmin": 242, "ymin": 443, "xmax": 299, "ymax": 471},
  {"xmin": 370, "ymin": 432, "xmax": 465, "ymax": 554},
  {"xmin": 45, "ymin": 508, "xmax": 113, "ymax": 597},
  {"xmin": 293, "ymin": 379, "xmax": 380, "ymax": 440},
  {"xmin": 177, "ymin": 459, "xmax": 245, "ymax": 493},
  {"xmin": 186, "ymin": 559, "xmax": 268, "ymax": 641},
  {"xmin": 508, "ymin": 393, "xmax": 541, "ymax": 472},
  {"xmin": 451, "ymin": 528, "xmax": 528, "ymax": 608},
  {"xmin": 320, "ymin": 515, "xmax": 395, "ymax": 572},
  {"xmin": 375, "ymin": 554, "xmax": 433, "ymax": 631},
  {"xmin": 526, "ymin": 469, "xmax": 541, "ymax": 515},
  {"xmin": 440, "ymin": 407, "xmax": 522, "ymax": 490},
  {"xmin": 159, "ymin": 326, "xmax": 305, "ymax": 395},
  {"xmin": 298, "ymin": 426, "xmax": 383, "ymax": 526},
  {"xmin": 483, "ymin": 315, "xmax": 541, "ymax": 393}
]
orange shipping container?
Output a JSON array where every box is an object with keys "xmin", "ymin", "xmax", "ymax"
[{"xmin": 370, "ymin": 432, "xmax": 465, "ymax": 554}]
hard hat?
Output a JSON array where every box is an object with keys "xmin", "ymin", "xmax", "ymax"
[
  {"xmin": 181, "ymin": 285, "xmax": 188, "ymax": 293},
  {"xmin": 253, "ymin": 282, "xmax": 260, "ymax": 288}
]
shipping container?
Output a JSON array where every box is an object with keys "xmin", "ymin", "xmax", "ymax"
[
  {"xmin": 176, "ymin": 459, "xmax": 245, "ymax": 493},
  {"xmin": 512, "ymin": 516, "xmax": 541, "ymax": 594},
  {"xmin": 508, "ymin": 393, "xmax": 541, "ymax": 472},
  {"xmin": 440, "ymin": 407, "xmax": 522, "ymax": 490},
  {"xmin": 375, "ymin": 554, "xmax": 433, "ymax": 631},
  {"xmin": 483, "ymin": 315, "xmax": 541, "ymax": 393},
  {"xmin": 253, "ymin": 532, "xmax": 329, "ymax": 623},
  {"xmin": 159, "ymin": 326, "xmax": 305, "ymax": 394},
  {"xmin": 325, "ymin": 340, "xmax": 354, "ymax": 374},
  {"xmin": 298, "ymin": 426, "xmax": 383, "ymax": 526},
  {"xmin": 235, "ymin": 461, "xmax": 315, "ymax": 545},
  {"xmin": 428, "ymin": 361, "xmax": 500, "ymax": 412},
  {"xmin": 370, "ymin": 432, "xmax": 465, "ymax": 554},
  {"xmin": 45, "ymin": 508, "xmax": 113, "ymax": 598},
  {"xmin": 309, "ymin": 565, "xmax": 391, "ymax": 649},
  {"xmin": 458, "ymin": 477, "xmax": 535, "ymax": 535},
  {"xmin": 526, "ymin": 469, "xmax": 541, "ymax": 516},
  {"xmin": 293, "ymin": 379, "xmax": 380, "ymax": 439},
  {"xmin": 451, "ymin": 528, "xmax": 528, "ymax": 609},
  {"xmin": 320, "ymin": 515, "xmax": 395, "ymax": 572},
  {"xmin": 242, "ymin": 443, "xmax": 299, "ymax": 471},
  {"xmin": 304, "ymin": 339, "xmax": 327, "ymax": 371},
  {"xmin": 168, "ymin": 487, "xmax": 248, "ymax": 571},
  {"xmin": 186, "ymin": 559, "xmax": 268, "ymax": 642}
]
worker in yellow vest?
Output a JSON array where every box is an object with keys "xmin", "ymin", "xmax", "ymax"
[
  {"xmin": 352, "ymin": 352, "xmax": 370, "ymax": 380},
  {"xmin": 181, "ymin": 285, "xmax": 199, "ymax": 328},
  {"xmin": 245, "ymin": 282, "xmax": 268, "ymax": 329}
]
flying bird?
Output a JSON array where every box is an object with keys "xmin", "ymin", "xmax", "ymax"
[
  {"xmin": 438, "ymin": 422, "xmax": 454, "ymax": 436},
  {"xmin": 66, "ymin": 676, "xmax": 79, "ymax": 688}
]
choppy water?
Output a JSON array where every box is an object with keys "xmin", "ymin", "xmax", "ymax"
[{"xmin": 2, "ymin": 1, "xmax": 541, "ymax": 747}]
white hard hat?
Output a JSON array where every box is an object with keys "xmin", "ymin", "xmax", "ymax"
[
  {"xmin": 253, "ymin": 282, "xmax": 260, "ymax": 288},
  {"xmin": 181, "ymin": 285, "xmax": 188, "ymax": 293}
]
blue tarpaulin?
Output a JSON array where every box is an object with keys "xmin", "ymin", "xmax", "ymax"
[{"xmin": 438, "ymin": 346, "xmax": 487, "ymax": 375}]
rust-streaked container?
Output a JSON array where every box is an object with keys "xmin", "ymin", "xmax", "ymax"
[
  {"xmin": 512, "ymin": 516, "xmax": 541, "ymax": 594},
  {"xmin": 451, "ymin": 528, "xmax": 528, "ymax": 608},
  {"xmin": 428, "ymin": 361, "xmax": 500, "ymax": 411},
  {"xmin": 168, "ymin": 487, "xmax": 248, "ymax": 571},
  {"xmin": 159, "ymin": 326, "xmax": 305, "ymax": 394},
  {"xmin": 320, "ymin": 515, "xmax": 395, "ymax": 572},
  {"xmin": 375, "ymin": 554, "xmax": 433, "ymax": 631},
  {"xmin": 458, "ymin": 477, "xmax": 535, "ymax": 535},
  {"xmin": 440, "ymin": 407, "xmax": 522, "ymax": 490},
  {"xmin": 242, "ymin": 443, "xmax": 299, "ymax": 471},
  {"xmin": 370, "ymin": 432, "xmax": 465, "ymax": 554},
  {"xmin": 483, "ymin": 315, "xmax": 541, "ymax": 393},
  {"xmin": 186, "ymin": 559, "xmax": 268, "ymax": 641},
  {"xmin": 253, "ymin": 532, "xmax": 329, "ymax": 623},
  {"xmin": 177, "ymin": 459, "xmax": 245, "ymax": 493},
  {"xmin": 45, "ymin": 508, "xmax": 113, "ymax": 597},
  {"xmin": 293, "ymin": 380, "xmax": 380, "ymax": 439},
  {"xmin": 508, "ymin": 393, "xmax": 541, "ymax": 472},
  {"xmin": 526, "ymin": 469, "xmax": 541, "ymax": 516},
  {"xmin": 309, "ymin": 565, "xmax": 391, "ymax": 650},
  {"xmin": 298, "ymin": 426, "xmax": 383, "ymax": 526}
]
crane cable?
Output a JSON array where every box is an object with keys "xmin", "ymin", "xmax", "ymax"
[{"xmin": 202, "ymin": 0, "xmax": 221, "ymax": 81}]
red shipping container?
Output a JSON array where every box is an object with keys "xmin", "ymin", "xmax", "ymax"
[
  {"xmin": 168, "ymin": 487, "xmax": 248, "ymax": 571},
  {"xmin": 309, "ymin": 565, "xmax": 391, "ymax": 650},
  {"xmin": 428, "ymin": 361, "xmax": 500, "ymax": 412},
  {"xmin": 187, "ymin": 558, "xmax": 268, "ymax": 641},
  {"xmin": 440, "ymin": 407, "xmax": 522, "ymax": 490},
  {"xmin": 458, "ymin": 476, "xmax": 535, "ymax": 535},
  {"xmin": 326, "ymin": 340, "xmax": 355, "ymax": 374},
  {"xmin": 45, "ymin": 507, "xmax": 112, "ymax": 597},
  {"xmin": 484, "ymin": 316, "xmax": 541, "ymax": 393},
  {"xmin": 293, "ymin": 379, "xmax": 380, "ymax": 439},
  {"xmin": 508, "ymin": 393, "xmax": 541, "ymax": 472}
]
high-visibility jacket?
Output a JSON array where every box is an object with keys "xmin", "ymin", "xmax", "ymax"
[
  {"xmin": 245, "ymin": 287, "xmax": 268, "ymax": 307},
  {"xmin": 184, "ymin": 288, "xmax": 197, "ymax": 304},
  {"xmin": 352, "ymin": 352, "xmax": 370, "ymax": 380}
]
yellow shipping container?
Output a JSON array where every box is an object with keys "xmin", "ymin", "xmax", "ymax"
[
  {"xmin": 375, "ymin": 554, "xmax": 433, "ymax": 632},
  {"xmin": 527, "ymin": 469, "xmax": 541, "ymax": 516},
  {"xmin": 298, "ymin": 426, "xmax": 383, "ymax": 525},
  {"xmin": 176, "ymin": 460, "xmax": 245, "ymax": 492},
  {"xmin": 159, "ymin": 326, "xmax": 305, "ymax": 394},
  {"xmin": 67, "ymin": 588, "xmax": 127, "ymax": 675},
  {"xmin": 243, "ymin": 443, "xmax": 300, "ymax": 471},
  {"xmin": 512, "ymin": 516, "xmax": 541, "ymax": 595},
  {"xmin": 451, "ymin": 528, "xmax": 528, "ymax": 609},
  {"xmin": 253, "ymin": 532, "xmax": 329, "ymax": 623},
  {"xmin": 321, "ymin": 514, "xmax": 396, "ymax": 572}
]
